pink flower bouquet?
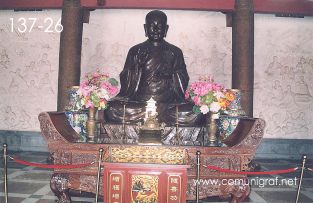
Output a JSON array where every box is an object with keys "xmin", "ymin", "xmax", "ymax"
[
  {"xmin": 185, "ymin": 76, "xmax": 235, "ymax": 115},
  {"xmin": 77, "ymin": 70, "xmax": 119, "ymax": 110}
]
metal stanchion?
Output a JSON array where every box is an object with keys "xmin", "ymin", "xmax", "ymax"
[
  {"xmin": 295, "ymin": 155, "xmax": 307, "ymax": 203},
  {"xmin": 196, "ymin": 151, "xmax": 201, "ymax": 203},
  {"xmin": 3, "ymin": 143, "xmax": 9, "ymax": 203},
  {"xmin": 95, "ymin": 148, "xmax": 104, "ymax": 203},
  {"xmin": 176, "ymin": 105, "xmax": 179, "ymax": 140},
  {"xmin": 122, "ymin": 103, "xmax": 126, "ymax": 142}
]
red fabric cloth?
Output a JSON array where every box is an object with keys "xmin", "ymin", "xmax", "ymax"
[{"xmin": 11, "ymin": 156, "xmax": 93, "ymax": 169}]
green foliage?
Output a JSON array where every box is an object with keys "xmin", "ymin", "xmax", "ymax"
[
  {"xmin": 109, "ymin": 78, "xmax": 119, "ymax": 86},
  {"xmin": 90, "ymin": 92, "xmax": 100, "ymax": 107},
  {"xmin": 192, "ymin": 105, "xmax": 201, "ymax": 114},
  {"xmin": 201, "ymin": 92, "xmax": 215, "ymax": 104}
]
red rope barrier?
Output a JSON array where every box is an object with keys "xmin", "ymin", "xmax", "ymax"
[
  {"xmin": 308, "ymin": 168, "xmax": 313, "ymax": 172},
  {"xmin": 10, "ymin": 156, "xmax": 94, "ymax": 169},
  {"xmin": 204, "ymin": 165, "xmax": 298, "ymax": 175}
]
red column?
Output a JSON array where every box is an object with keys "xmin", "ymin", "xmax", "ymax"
[
  {"xmin": 232, "ymin": 0, "xmax": 254, "ymax": 117},
  {"xmin": 57, "ymin": 0, "xmax": 83, "ymax": 111}
]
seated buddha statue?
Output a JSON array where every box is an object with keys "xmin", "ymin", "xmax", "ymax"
[{"xmin": 104, "ymin": 10, "xmax": 204, "ymax": 126}]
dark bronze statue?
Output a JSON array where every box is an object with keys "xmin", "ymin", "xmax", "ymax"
[{"xmin": 104, "ymin": 10, "xmax": 204, "ymax": 126}]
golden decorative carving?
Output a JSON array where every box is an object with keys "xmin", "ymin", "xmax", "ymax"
[
  {"xmin": 131, "ymin": 175, "xmax": 158, "ymax": 203},
  {"xmin": 109, "ymin": 146, "xmax": 187, "ymax": 164}
]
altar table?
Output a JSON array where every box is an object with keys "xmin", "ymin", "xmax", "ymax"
[{"xmin": 38, "ymin": 111, "xmax": 265, "ymax": 203}]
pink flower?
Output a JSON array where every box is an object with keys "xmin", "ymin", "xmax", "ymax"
[
  {"xmin": 79, "ymin": 86, "xmax": 91, "ymax": 97},
  {"xmin": 100, "ymin": 83, "xmax": 119, "ymax": 96},
  {"xmin": 193, "ymin": 96, "xmax": 201, "ymax": 105},
  {"xmin": 108, "ymin": 86, "xmax": 119, "ymax": 96},
  {"xmin": 212, "ymin": 83, "xmax": 223, "ymax": 91},
  {"xmin": 93, "ymin": 71, "xmax": 101, "ymax": 78},
  {"xmin": 85, "ymin": 100, "xmax": 94, "ymax": 108},
  {"xmin": 195, "ymin": 85, "xmax": 209, "ymax": 96},
  {"xmin": 185, "ymin": 91, "xmax": 190, "ymax": 99},
  {"xmin": 187, "ymin": 75, "xmax": 229, "ymax": 115},
  {"xmin": 80, "ymin": 80, "xmax": 89, "ymax": 87},
  {"xmin": 77, "ymin": 71, "xmax": 119, "ymax": 110}
]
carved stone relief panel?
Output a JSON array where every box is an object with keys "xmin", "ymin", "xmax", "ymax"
[
  {"xmin": 254, "ymin": 14, "xmax": 313, "ymax": 139},
  {"xmin": 0, "ymin": 10, "xmax": 61, "ymax": 131}
]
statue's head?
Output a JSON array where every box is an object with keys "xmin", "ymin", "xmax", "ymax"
[{"xmin": 144, "ymin": 10, "xmax": 169, "ymax": 42}]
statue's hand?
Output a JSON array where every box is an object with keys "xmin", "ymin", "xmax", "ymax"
[
  {"xmin": 135, "ymin": 48, "xmax": 149, "ymax": 66},
  {"xmin": 109, "ymin": 95, "xmax": 130, "ymax": 103},
  {"xmin": 155, "ymin": 70, "xmax": 173, "ymax": 79}
]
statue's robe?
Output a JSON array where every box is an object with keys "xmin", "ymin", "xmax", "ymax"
[{"xmin": 104, "ymin": 40, "xmax": 204, "ymax": 126}]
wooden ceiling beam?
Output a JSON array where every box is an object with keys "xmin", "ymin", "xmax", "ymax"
[
  {"xmin": 0, "ymin": 0, "xmax": 63, "ymax": 9},
  {"xmin": 0, "ymin": 0, "xmax": 234, "ymax": 11},
  {"xmin": 81, "ymin": 0, "xmax": 235, "ymax": 12},
  {"xmin": 1, "ymin": 0, "xmax": 312, "ymax": 16},
  {"xmin": 254, "ymin": 0, "xmax": 313, "ymax": 16}
]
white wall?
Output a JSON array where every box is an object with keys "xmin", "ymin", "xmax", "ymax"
[
  {"xmin": 0, "ymin": 9, "xmax": 312, "ymax": 139},
  {"xmin": 254, "ymin": 14, "xmax": 313, "ymax": 139},
  {"xmin": 0, "ymin": 10, "xmax": 61, "ymax": 131}
]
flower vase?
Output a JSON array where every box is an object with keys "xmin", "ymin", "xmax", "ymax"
[
  {"xmin": 227, "ymin": 89, "xmax": 246, "ymax": 116},
  {"xmin": 217, "ymin": 115, "xmax": 240, "ymax": 146},
  {"xmin": 86, "ymin": 108, "xmax": 97, "ymax": 142},
  {"xmin": 65, "ymin": 111, "xmax": 88, "ymax": 142},
  {"xmin": 205, "ymin": 113, "xmax": 219, "ymax": 147},
  {"xmin": 217, "ymin": 89, "xmax": 245, "ymax": 146},
  {"xmin": 65, "ymin": 86, "xmax": 81, "ymax": 111}
]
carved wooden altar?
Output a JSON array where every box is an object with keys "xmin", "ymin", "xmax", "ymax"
[
  {"xmin": 103, "ymin": 163, "xmax": 189, "ymax": 203},
  {"xmin": 38, "ymin": 111, "xmax": 265, "ymax": 203}
]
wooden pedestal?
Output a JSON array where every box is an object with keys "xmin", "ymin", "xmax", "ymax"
[
  {"xmin": 39, "ymin": 112, "xmax": 265, "ymax": 203},
  {"xmin": 103, "ymin": 163, "xmax": 188, "ymax": 203}
]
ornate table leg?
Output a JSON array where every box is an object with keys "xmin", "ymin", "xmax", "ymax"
[
  {"xmin": 230, "ymin": 184, "xmax": 250, "ymax": 203},
  {"xmin": 50, "ymin": 173, "xmax": 71, "ymax": 203}
]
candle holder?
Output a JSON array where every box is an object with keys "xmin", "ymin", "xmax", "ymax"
[
  {"xmin": 86, "ymin": 108, "xmax": 97, "ymax": 142},
  {"xmin": 171, "ymin": 105, "xmax": 182, "ymax": 145},
  {"xmin": 205, "ymin": 113, "xmax": 218, "ymax": 147},
  {"xmin": 122, "ymin": 103, "xmax": 127, "ymax": 143}
]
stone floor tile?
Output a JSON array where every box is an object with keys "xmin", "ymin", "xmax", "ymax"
[
  {"xmin": 255, "ymin": 190, "xmax": 313, "ymax": 203},
  {"xmin": 0, "ymin": 196, "xmax": 27, "ymax": 203},
  {"xmin": 0, "ymin": 181, "xmax": 47, "ymax": 194},
  {"xmin": 13, "ymin": 171, "xmax": 52, "ymax": 181}
]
